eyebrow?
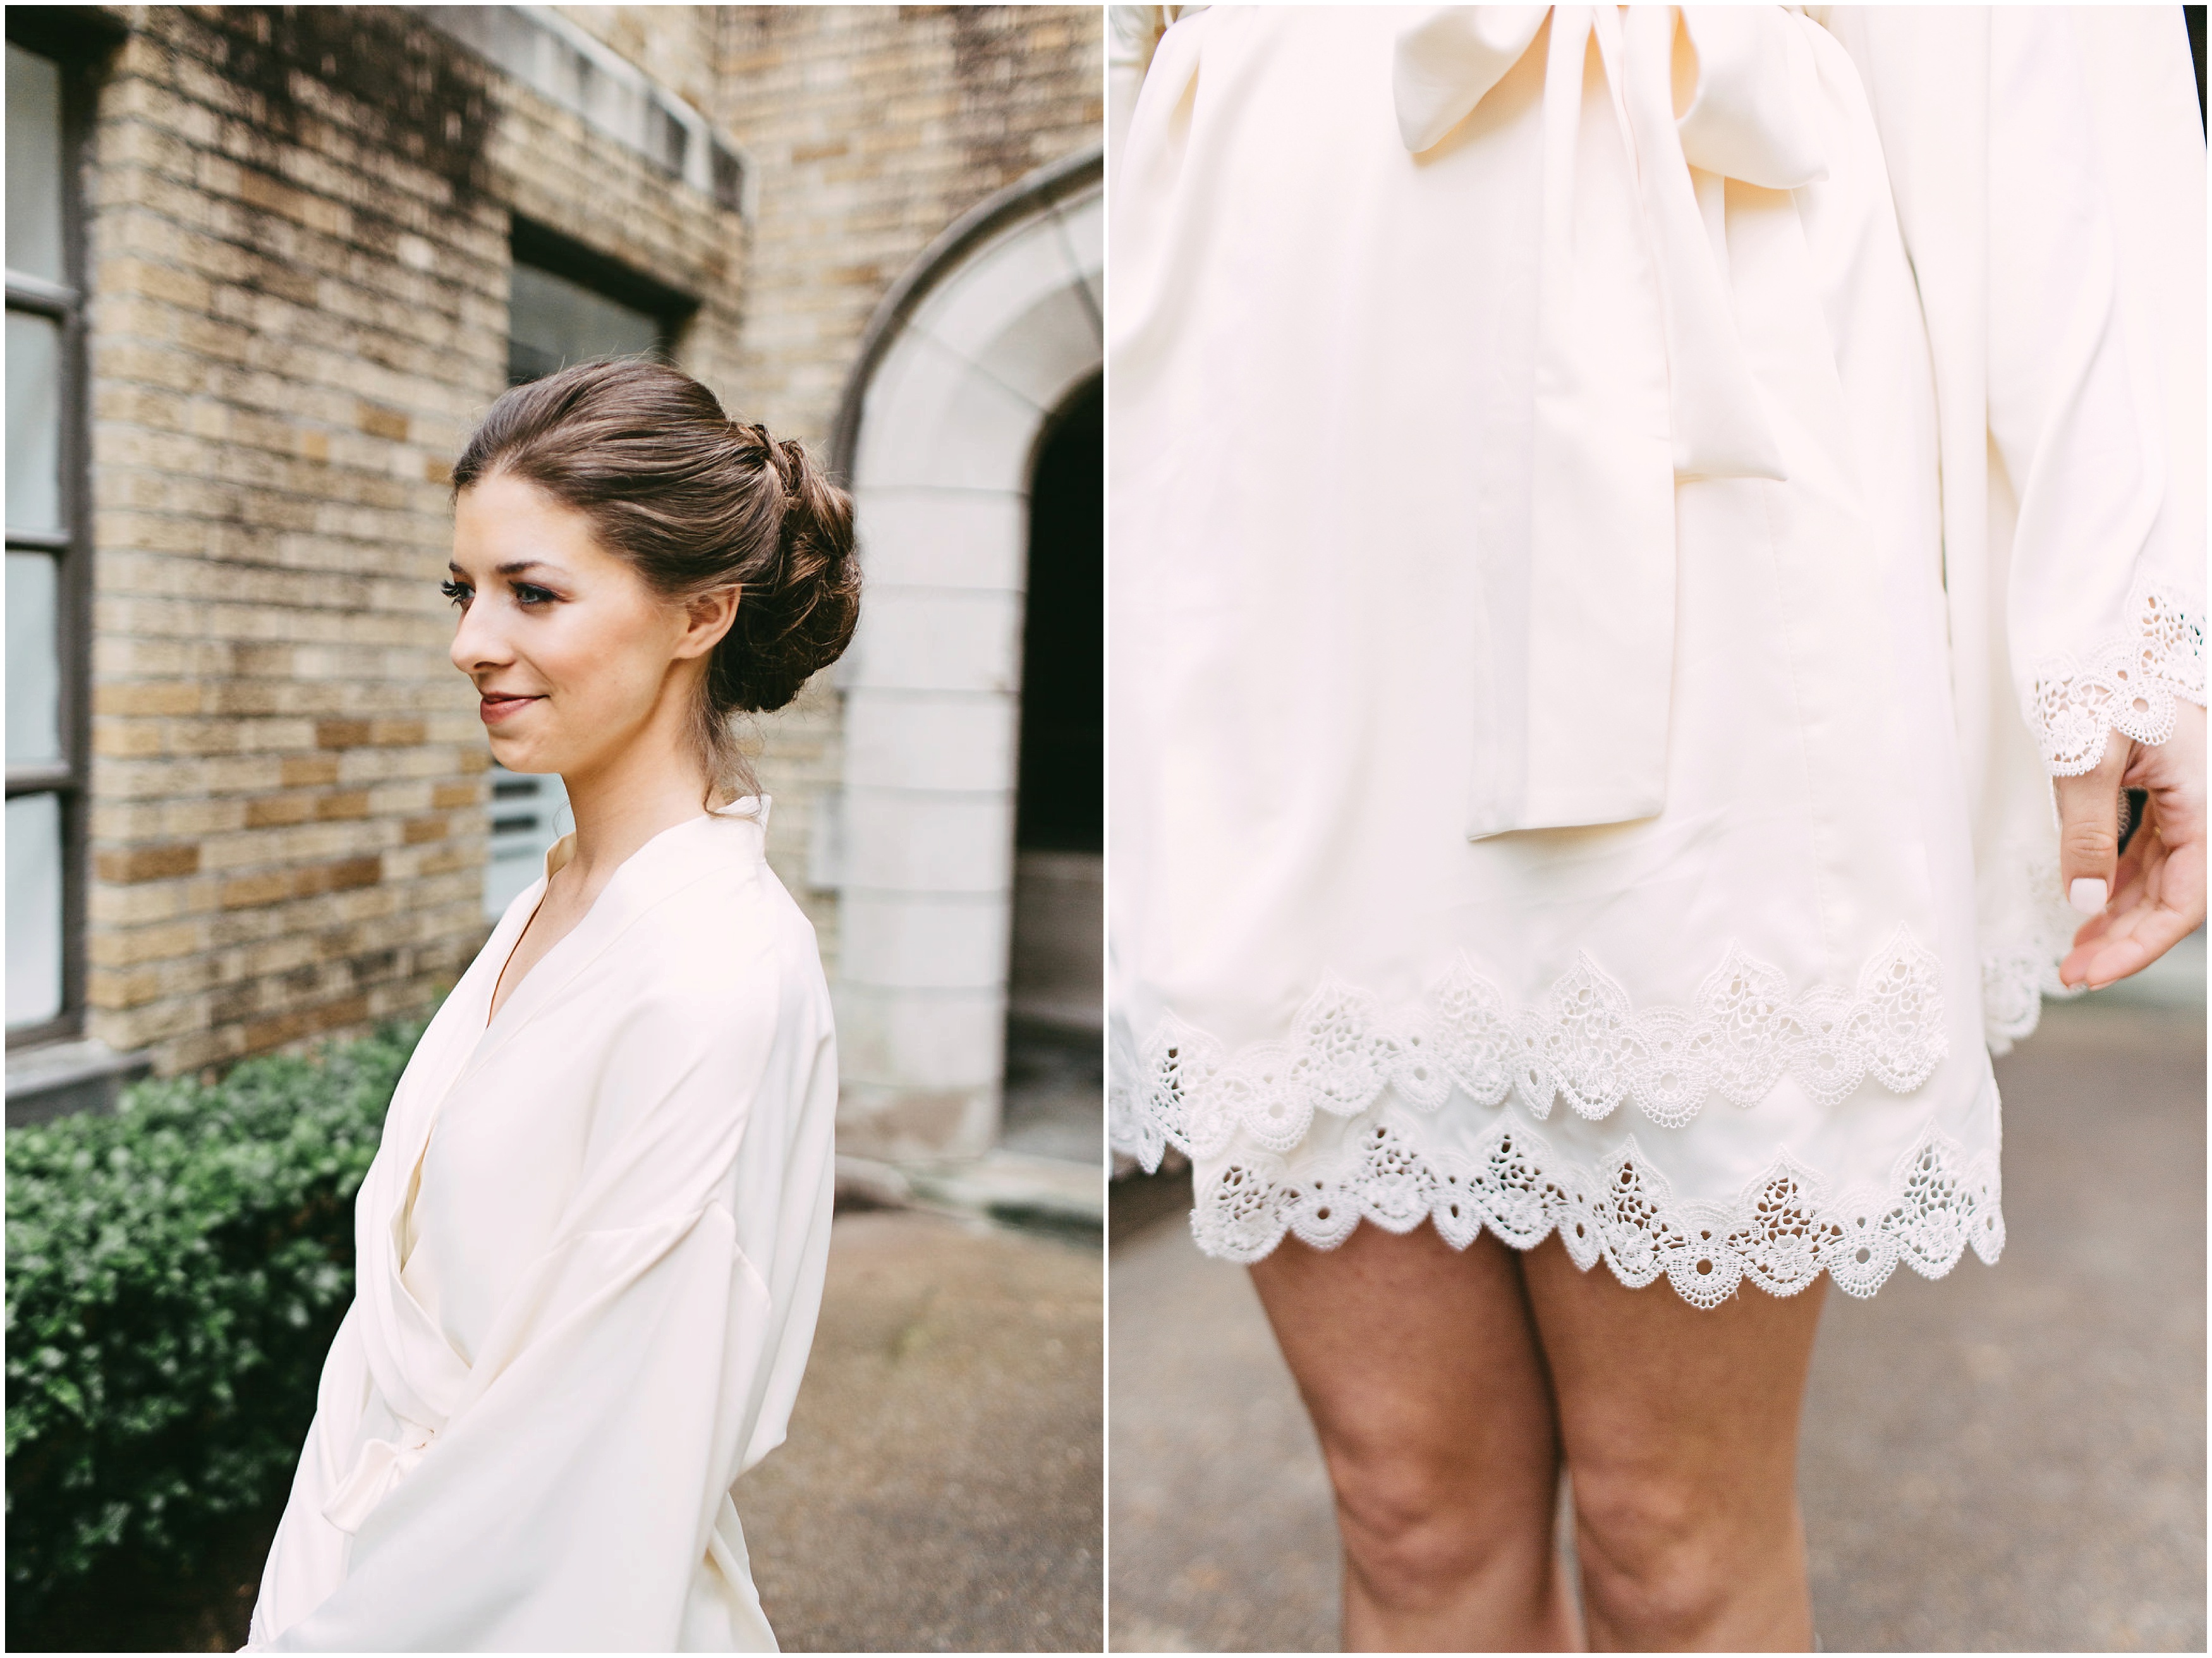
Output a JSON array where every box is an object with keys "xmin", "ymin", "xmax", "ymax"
[{"xmin": 447, "ymin": 559, "xmax": 565, "ymax": 578}]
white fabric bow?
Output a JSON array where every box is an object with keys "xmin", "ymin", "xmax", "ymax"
[
  {"xmin": 1394, "ymin": 6, "xmax": 1826, "ymax": 835},
  {"xmin": 321, "ymin": 1413, "xmax": 437, "ymax": 1536}
]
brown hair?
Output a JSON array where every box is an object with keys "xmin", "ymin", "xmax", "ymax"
[{"xmin": 449, "ymin": 355, "xmax": 860, "ymax": 796}]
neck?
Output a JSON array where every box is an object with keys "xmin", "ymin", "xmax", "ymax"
[{"xmin": 556, "ymin": 722, "xmax": 717, "ymax": 895}]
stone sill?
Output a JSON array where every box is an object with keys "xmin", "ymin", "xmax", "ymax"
[
  {"xmin": 837, "ymin": 1149, "xmax": 1103, "ymax": 1233},
  {"xmin": 6, "ymin": 1037, "xmax": 155, "ymax": 1128}
]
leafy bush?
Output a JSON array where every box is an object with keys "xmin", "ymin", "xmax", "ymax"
[{"xmin": 5, "ymin": 1021, "xmax": 423, "ymax": 1619}]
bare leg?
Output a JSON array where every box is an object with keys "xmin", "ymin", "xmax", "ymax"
[
  {"xmin": 1519, "ymin": 1236, "xmax": 1826, "ymax": 1652},
  {"xmin": 1249, "ymin": 1223, "xmax": 1581, "ymax": 1652}
]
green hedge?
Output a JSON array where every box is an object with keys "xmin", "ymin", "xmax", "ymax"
[{"xmin": 5, "ymin": 1021, "xmax": 422, "ymax": 1618}]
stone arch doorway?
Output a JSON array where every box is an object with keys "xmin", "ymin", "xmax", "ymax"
[{"xmin": 829, "ymin": 149, "xmax": 1102, "ymax": 1167}]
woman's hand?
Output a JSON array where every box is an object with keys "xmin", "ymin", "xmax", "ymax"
[{"xmin": 2051, "ymin": 699, "xmax": 2206, "ymax": 990}]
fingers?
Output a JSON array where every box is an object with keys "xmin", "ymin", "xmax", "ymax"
[
  {"xmin": 2049, "ymin": 736, "xmax": 2134, "ymax": 921},
  {"xmin": 2056, "ymin": 708, "xmax": 2209, "ymax": 990},
  {"xmin": 2057, "ymin": 824, "xmax": 2156, "ymax": 989},
  {"xmin": 2062, "ymin": 888, "xmax": 2197, "ymax": 989}
]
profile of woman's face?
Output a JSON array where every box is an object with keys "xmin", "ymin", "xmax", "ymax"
[{"xmin": 446, "ymin": 472, "xmax": 704, "ymax": 781}]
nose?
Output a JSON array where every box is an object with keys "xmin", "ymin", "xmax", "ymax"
[{"xmin": 449, "ymin": 588, "xmax": 514, "ymax": 681}]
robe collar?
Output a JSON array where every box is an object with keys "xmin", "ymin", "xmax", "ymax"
[{"xmin": 471, "ymin": 794, "xmax": 770, "ymax": 1075}]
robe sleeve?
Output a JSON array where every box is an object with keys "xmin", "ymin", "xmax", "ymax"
[
  {"xmin": 1829, "ymin": 7, "xmax": 2205, "ymax": 782},
  {"xmin": 262, "ymin": 957, "xmax": 835, "ymax": 1652},
  {"xmin": 1981, "ymin": 6, "xmax": 2206, "ymax": 777}
]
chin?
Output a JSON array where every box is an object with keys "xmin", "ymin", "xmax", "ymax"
[{"xmin": 487, "ymin": 735, "xmax": 560, "ymax": 776}]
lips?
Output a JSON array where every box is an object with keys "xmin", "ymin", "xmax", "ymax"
[{"xmin": 478, "ymin": 692, "xmax": 542, "ymax": 725}]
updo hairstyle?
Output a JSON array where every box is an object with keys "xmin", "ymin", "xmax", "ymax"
[{"xmin": 449, "ymin": 356, "xmax": 860, "ymax": 797}]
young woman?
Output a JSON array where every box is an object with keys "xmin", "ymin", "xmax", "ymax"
[
  {"xmin": 1108, "ymin": 7, "xmax": 2204, "ymax": 1650},
  {"xmin": 247, "ymin": 357, "xmax": 860, "ymax": 1651}
]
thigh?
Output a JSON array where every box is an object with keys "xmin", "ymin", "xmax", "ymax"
[
  {"xmin": 1519, "ymin": 1234, "xmax": 1826, "ymax": 1649},
  {"xmin": 1248, "ymin": 1222, "xmax": 1562, "ymax": 1520},
  {"xmin": 1518, "ymin": 1236, "xmax": 1825, "ymax": 1503}
]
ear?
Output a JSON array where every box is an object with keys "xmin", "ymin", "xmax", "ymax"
[{"xmin": 673, "ymin": 585, "xmax": 741, "ymax": 661}]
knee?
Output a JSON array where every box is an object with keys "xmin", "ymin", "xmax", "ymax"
[
  {"xmin": 1567, "ymin": 1462, "xmax": 1775, "ymax": 1642},
  {"xmin": 1323, "ymin": 1440, "xmax": 1540, "ymax": 1612}
]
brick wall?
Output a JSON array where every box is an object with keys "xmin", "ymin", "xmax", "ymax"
[
  {"xmin": 70, "ymin": 3, "xmax": 1097, "ymax": 1078},
  {"xmin": 83, "ymin": 6, "xmax": 507, "ymax": 1073},
  {"xmin": 711, "ymin": 5, "xmax": 1105, "ymax": 445}
]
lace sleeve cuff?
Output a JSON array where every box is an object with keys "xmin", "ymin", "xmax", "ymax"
[{"xmin": 2026, "ymin": 580, "xmax": 2206, "ymax": 776}]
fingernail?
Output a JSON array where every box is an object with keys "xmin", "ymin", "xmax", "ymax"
[{"xmin": 2069, "ymin": 878, "xmax": 2108, "ymax": 915}]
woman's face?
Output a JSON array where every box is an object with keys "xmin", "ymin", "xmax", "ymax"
[{"xmin": 446, "ymin": 472, "xmax": 715, "ymax": 781}]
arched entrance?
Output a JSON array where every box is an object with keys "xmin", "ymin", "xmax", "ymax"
[
  {"xmin": 829, "ymin": 150, "xmax": 1102, "ymax": 1166},
  {"xmin": 1000, "ymin": 375, "xmax": 1103, "ymax": 1162}
]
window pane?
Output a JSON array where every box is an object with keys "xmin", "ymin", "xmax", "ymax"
[
  {"xmin": 6, "ymin": 308, "xmax": 63, "ymax": 533},
  {"xmin": 483, "ymin": 764, "xmax": 569, "ymax": 919},
  {"xmin": 508, "ymin": 263, "xmax": 659, "ymax": 386},
  {"xmin": 8, "ymin": 790, "xmax": 64, "ymax": 1027},
  {"xmin": 7, "ymin": 551, "xmax": 62, "ymax": 767},
  {"xmin": 6, "ymin": 44, "xmax": 65, "ymax": 284}
]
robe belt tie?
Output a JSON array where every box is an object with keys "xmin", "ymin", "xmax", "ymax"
[
  {"xmin": 322, "ymin": 1413, "xmax": 437, "ymax": 1536},
  {"xmin": 1391, "ymin": 6, "xmax": 1828, "ymax": 835}
]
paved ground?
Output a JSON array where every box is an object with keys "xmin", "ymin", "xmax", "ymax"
[
  {"xmin": 745, "ymin": 1208, "xmax": 1104, "ymax": 1652},
  {"xmin": 1002, "ymin": 1020, "xmax": 1108, "ymax": 1165},
  {"xmin": 1108, "ymin": 993, "xmax": 2205, "ymax": 1652},
  {"xmin": 741, "ymin": 1027, "xmax": 1106, "ymax": 1649}
]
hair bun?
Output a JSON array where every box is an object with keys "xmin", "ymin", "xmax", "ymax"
[{"xmin": 714, "ymin": 425, "xmax": 860, "ymax": 716}]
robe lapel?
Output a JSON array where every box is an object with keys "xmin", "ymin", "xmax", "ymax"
[
  {"xmin": 348, "ymin": 798, "xmax": 772, "ymax": 1430},
  {"xmin": 346, "ymin": 889, "xmax": 538, "ymax": 1428}
]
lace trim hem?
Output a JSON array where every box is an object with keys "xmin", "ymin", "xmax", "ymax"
[
  {"xmin": 1189, "ymin": 1106, "xmax": 2004, "ymax": 1309},
  {"xmin": 2027, "ymin": 580, "xmax": 2206, "ymax": 777},
  {"xmin": 1979, "ymin": 837, "xmax": 2087, "ymax": 1055},
  {"xmin": 1112, "ymin": 929, "xmax": 1946, "ymax": 1174}
]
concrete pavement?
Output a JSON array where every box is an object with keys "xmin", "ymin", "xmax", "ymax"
[
  {"xmin": 1107, "ymin": 994, "xmax": 2205, "ymax": 1652},
  {"xmin": 1801, "ymin": 999, "xmax": 2204, "ymax": 1651},
  {"xmin": 744, "ymin": 1208, "xmax": 1104, "ymax": 1652},
  {"xmin": 744, "ymin": 1025, "xmax": 1106, "ymax": 1651}
]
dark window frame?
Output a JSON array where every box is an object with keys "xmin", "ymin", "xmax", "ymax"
[
  {"xmin": 6, "ymin": 16, "xmax": 118, "ymax": 1049},
  {"xmin": 504, "ymin": 216, "xmax": 697, "ymax": 388}
]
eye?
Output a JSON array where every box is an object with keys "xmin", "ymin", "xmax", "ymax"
[
  {"xmin": 514, "ymin": 582, "xmax": 557, "ymax": 607},
  {"xmin": 439, "ymin": 579, "xmax": 470, "ymax": 607}
]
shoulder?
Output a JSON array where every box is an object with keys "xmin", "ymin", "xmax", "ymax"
[{"xmin": 613, "ymin": 851, "xmax": 827, "ymax": 1037}]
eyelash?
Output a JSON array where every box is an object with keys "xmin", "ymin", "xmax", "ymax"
[{"xmin": 440, "ymin": 581, "xmax": 556, "ymax": 607}]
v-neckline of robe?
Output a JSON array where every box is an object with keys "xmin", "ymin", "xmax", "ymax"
[
  {"xmin": 387, "ymin": 794, "xmax": 772, "ymax": 1356},
  {"xmin": 475, "ymin": 795, "xmax": 769, "ymax": 1048}
]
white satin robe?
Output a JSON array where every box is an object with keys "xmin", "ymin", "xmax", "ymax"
[
  {"xmin": 248, "ymin": 798, "xmax": 837, "ymax": 1650},
  {"xmin": 1106, "ymin": 7, "xmax": 2204, "ymax": 1305}
]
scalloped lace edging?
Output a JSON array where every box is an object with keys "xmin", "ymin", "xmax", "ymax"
[
  {"xmin": 1979, "ymin": 838, "xmax": 2087, "ymax": 1055},
  {"xmin": 1110, "ymin": 929, "xmax": 1946, "ymax": 1176},
  {"xmin": 2027, "ymin": 580, "xmax": 2205, "ymax": 777},
  {"xmin": 1189, "ymin": 1104, "xmax": 2003, "ymax": 1308}
]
